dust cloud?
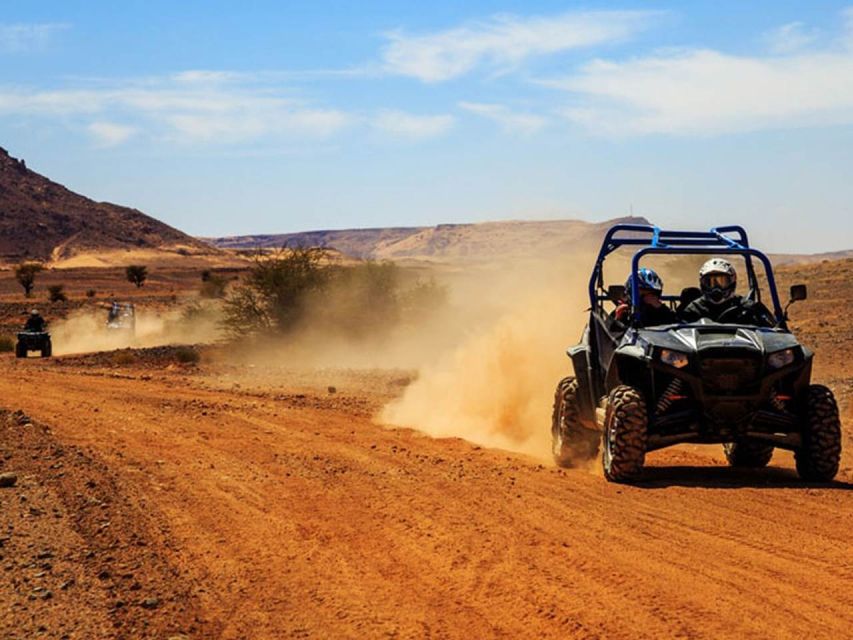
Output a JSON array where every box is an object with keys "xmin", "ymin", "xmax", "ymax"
[
  {"xmin": 379, "ymin": 257, "xmax": 591, "ymax": 459},
  {"xmin": 50, "ymin": 305, "xmax": 222, "ymax": 356}
]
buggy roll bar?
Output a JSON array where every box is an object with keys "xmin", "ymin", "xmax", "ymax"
[{"xmin": 588, "ymin": 224, "xmax": 785, "ymax": 325}]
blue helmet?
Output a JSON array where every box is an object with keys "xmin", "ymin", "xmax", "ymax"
[{"xmin": 625, "ymin": 267, "xmax": 663, "ymax": 296}]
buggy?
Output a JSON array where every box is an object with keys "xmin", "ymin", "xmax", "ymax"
[{"xmin": 552, "ymin": 224, "xmax": 842, "ymax": 482}]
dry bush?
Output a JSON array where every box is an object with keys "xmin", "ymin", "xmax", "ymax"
[
  {"xmin": 0, "ymin": 336, "xmax": 15, "ymax": 352},
  {"xmin": 174, "ymin": 346, "xmax": 200, "ymax": 364},
  {"xmin": 48, "ymin": 284, "xmax": 67, "ymax": 302},
  {"xmin": 222, "ymin": 247, "xmax": 329, "ymax": 336},
  {"xmin": 222, "ymin": 248, "xmax": 448, "ymax": 342},
  {"xmin": 112, "ymin": 351, "xmax": 136, "ymax": 365},
  {"xmin": 15, "ymin": 261, "xmax": 43, "ymax": 298},
  {"xmin": 126, "ymin": 265, "xmax": 148, "ymax": 288}
]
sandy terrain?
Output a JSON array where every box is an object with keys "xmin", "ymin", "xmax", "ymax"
[
  {"xmin": 0, "ymin": 346, "xmax": 850, "ymax": 639},
  {"xmin": 0, "ymin": 255, "xmax": 851, "ymax": 639}
]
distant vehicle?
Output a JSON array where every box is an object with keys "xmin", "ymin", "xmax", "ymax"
[
  {"xmin": 16, "ymin": 331, "xmax": 51, "ymax": 358},
  {"xmin": 106, "ymin": 302, "xmax": 136, "ymax": 334},
  {"xmin": 552, "ymin": 224, "xmax": 842, "ymax": 483}
]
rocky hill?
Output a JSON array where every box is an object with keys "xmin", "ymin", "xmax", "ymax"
[
  {"xmin": 207, "ymin": 217, "xmax": 652, "ymax": 262},
  {"xmin": 0, "ymin": 147, "xmax": 215, "ymax": 264}
]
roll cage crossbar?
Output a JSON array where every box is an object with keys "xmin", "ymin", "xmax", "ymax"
[{"xmin": 588, "ymin": 224, "xmax": 785, "ymax": 326}]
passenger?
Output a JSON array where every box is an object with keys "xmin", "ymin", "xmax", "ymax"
[
  {"xmin": 24, "ymin": 309, "xmax": 46, "ymax": 332},
  {"xmin": 680, "ymin": 259, "xmax": 775, "ymax": 326},
  {"xmin": 613, "ymin": 268, "xmax": 677, "ymax": 327}
]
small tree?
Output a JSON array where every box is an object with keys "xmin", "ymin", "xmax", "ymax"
[
  {"xmin": 15, "ymin": 261, "xmax": 43, "ymax": 298},
  {"xmin": 47, "ymin": 284, "xmax": 67, "ymax": 302},
  {"xmin": 222, "ymin": 247, "xmax": 329, "ymax": 335},
  {"xmin": 126, "ymin": 265, "xmax": 148, "ymax": 288}
]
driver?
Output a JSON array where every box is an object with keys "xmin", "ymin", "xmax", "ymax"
[
  {"xmin": 24, "ymin": 309, "xmax": 46, "ymax": 332},
  {"xmin": 680, "ymin": 258, "xmax": 774, "ymax": 326},
  {"xmin": 613, "ymin": 268, "xmax": 677, "ymax": 326}
]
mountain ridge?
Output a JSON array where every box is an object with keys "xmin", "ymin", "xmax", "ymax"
[
  {"xmin": 205, "ymin": 216, "xmax": 653, "ymax": 261},
  {"xmin": 0, "ymin": 147, "xmax": 215, "ymax": 264}
]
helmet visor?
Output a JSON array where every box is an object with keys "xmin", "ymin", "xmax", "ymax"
[{"xmin": 702, "ymin": 273, "xmax": 733, "ymax": 290}]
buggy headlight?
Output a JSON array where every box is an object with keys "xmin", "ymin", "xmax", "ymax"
[
  {"xmin": 660, "ymin": 349, "xmax": 689, "ymax": 369},
  {"xmin": 767, "ymin": 348, "xmax": 795, "ymax": 369}
]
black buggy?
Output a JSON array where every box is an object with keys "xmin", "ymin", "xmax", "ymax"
[{"xmin": 552, "ymin": 224, "xmax": 842, "ymax": 483}]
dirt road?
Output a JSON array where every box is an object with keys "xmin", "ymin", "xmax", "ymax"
[{"xmin": 1, "ymin": 355, "xmax": 851, "ymax": 639}]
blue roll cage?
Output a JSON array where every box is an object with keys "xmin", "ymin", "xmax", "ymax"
[{"xmin": 588, "ymin": 224, "xmax": 785, "ymax": 326}]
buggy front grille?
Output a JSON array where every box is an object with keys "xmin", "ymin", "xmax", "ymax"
[{"xmin": 699, "ymin": 357, "xmax": 761, "ymax": 393}]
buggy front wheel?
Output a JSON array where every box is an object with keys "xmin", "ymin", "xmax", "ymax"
[{"xmin": 602, "ymin": 385, "xmax": 648, "ymax": 482}]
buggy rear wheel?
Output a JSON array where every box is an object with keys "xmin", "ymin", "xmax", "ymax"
[
  {"xmin": 795, "ymin": 385, "xmax": 841, "ymax": 482},
  {"xmin": 41, "ymin": 341, "xmax": 52, "ymax": 358},
  {"xmin": 602, "ymin": 385, "xmax": 648, "ymax": 482},
  {"xmin": 723, "ymin": 441, "xmax": 774, "ymax": 468},
  {"xmin": 551, "ymin": 377, "xmax": 598, "ymax": 468},
  {"xmin": 15, "ymin": 342, "xmax": 26, "ymax": 358}
]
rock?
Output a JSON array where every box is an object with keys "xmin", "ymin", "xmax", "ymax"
[
  {"xmin": 0, "ymin": 472, "xmax": 17, "ymax": 488},
  {"xmin": 327, "ymin": 386, "xmax": 337, "ymax": 394},
  {"xmin": 140, "ymin": 596, "xmax": 160, "ymax": 609}
]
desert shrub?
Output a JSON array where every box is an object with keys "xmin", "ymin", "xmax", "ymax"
[
  {"xmin": 174, "ymin": 346, "xmax": 200, "ymax": 364},
  {"xmin": 318, "ymin": 260, "xmax": 402, "ymax": 336},
  {"xmin": 112, "ymin": 351, "xmax": 136, "ymax": 365},
  {"xmin": 0, "ymin": 336, "xmax": 15, "ymax": 352},
  {"xmin": 125, "ymin": 265, "xmax": 148, "ymax": 288},
  {"xmin": 47, "ymin": 284, "xmax": 67, "ymax": 302},
  {"xmin": 86, "ymin": 289, "xmax": 97, "ymax": 298},
  {"xmin": 15, "ymin": 261, "xmax": 43, "ymax": 298},
  {"xmin": 222, "ymin": 247, "xmax": 330, "ymax": 335}
]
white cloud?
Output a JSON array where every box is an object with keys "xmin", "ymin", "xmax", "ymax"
[
  {"xmin": 763, "ymin": 22, "xmax": 819, "ymax": 54},
  {"xmin": 458, "ymin": 101, "xmax": 547, "ymax": 134},
  {"xmin": 556, "ymin": 47, "xmax": 853, "ymax": 136},
  {"xmin": 544, "ymin": 8, "xmax": 853, "ymax": 137},
  {"xmin": 0, "ymin": 23, "xmax": 69, "ymax": 53},
  {"xmin": 0, "ymin": 74, "xmax": 351, "ymax": 145},
  {"xmin": 372, "ymin": 110, "xmax": 455, "ymax": 139},
  {"xmin": 88, "ymin": 121, "xmax": 136, "ymax": 147},
  {"xmin": 382, "ymin": 10, "xmax": 660, "ymax": 82}
]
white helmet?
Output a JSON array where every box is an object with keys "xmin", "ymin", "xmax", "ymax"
[{"xmin": 699, "ymin": 258, "xmax": 736, "ymax": 304}]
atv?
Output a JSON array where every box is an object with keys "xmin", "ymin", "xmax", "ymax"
[
  {"xmin": 106, "ymin": 302, "xmax": 136, "ymax": 334},
  {"xmin": 552, "ymin": 224, "xmax": 842, "ymax": 483},
  {"xmin": 16, "ymin": 331, "xmax": 52, "ymax": 358}
]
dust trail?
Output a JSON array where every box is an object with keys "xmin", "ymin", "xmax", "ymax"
[
  {"xmin": 50, "ymin": 305, "xmax": 222, "ymax": 355},
  {"xmin": 380, "ymin": 258, "xmax": 589, "ymax": 459}
]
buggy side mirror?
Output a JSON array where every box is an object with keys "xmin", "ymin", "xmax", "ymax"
[
  {"xmin": 607, "ymin": 284, "xmax": 626, "ymax": 303},
  {"xmin": 789, "ymin": 284, "xmax": 807, "ymax": 302},
  {"xmin": 784, "ymin": 283, "xmax": 807, "ymax": 320}
]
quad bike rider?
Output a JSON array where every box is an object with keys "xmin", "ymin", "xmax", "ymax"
[
  {"xmin": 551, "ymin": 224, "xmax": 842, "ymax": 483},
  {"xmin": 105, "ymin": 301, "xmax": 136, "ymax": 334},
  {"xmin": 16, "ymin": 309, "xmax": 52, "ymax": 358}
]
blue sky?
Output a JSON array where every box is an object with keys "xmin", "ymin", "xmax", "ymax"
[{"xmin": 1, "ymin": 1, "xmax": 852, "ymax": 252}]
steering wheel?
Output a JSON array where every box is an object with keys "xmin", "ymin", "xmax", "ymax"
[{"xmin": 716, "ymin": 305, "xmax": 743, "ymax": 324}]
